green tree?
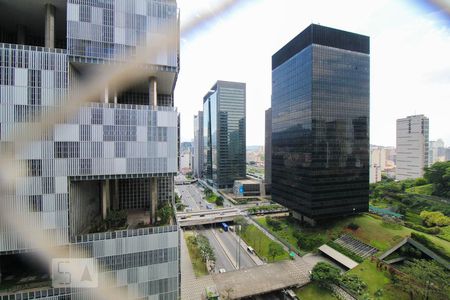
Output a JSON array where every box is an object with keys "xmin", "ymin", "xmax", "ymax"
[
  {"xmin": 424, "ymin": 161, "xmax": 450, "ymax": 197},
  {"xmin": 420, "ymin": 210, "xmax": 450, "ymax": 227},
  {"xmin": 394, "ymin": 259, "xmax": 449, "ymax": 300},
  {"xmin": 157, "ymin": 202, "xmax": 173, "ymax": 225},
  {"xmin": 267, "ymin": 242, "xmax": 284, "ymax": 262},
  {"xmin": 215, "ymin": 196, "xmax": 224, "ymax": 206},
  {"xmin": 310, "ymin": 262, "xmax": 341, "ymax": 288},
  {"xmin": 414, "ymin": 177, "xmax": 428, "ymax": 186},
  {"xmin": 233, "ymin": 216, "xmax": 248, "ymax": 233}
]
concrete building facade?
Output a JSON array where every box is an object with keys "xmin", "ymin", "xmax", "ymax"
[
  {"xmin": 0, "ymin": 0, "xmax": 180, "ymax": 299},
  {"xmin": 396, "ymin": 115, "xmax": 429, "ymax": 180}
]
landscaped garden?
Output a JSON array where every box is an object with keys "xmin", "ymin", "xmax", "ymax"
[
  {"xmin": 255, "ymin": 213, "xmax": 450, "ymax": 257},
  {"xmin": 184, "ymin": 231, "xmax": 215, "ymax": 277},
  {"xmin": 234, "ymin": 217, "xmax": 289, "ymax": 262}
]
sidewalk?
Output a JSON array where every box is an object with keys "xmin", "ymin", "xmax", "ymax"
[{"xmin": 180, "ymin": 230, "xmax": 215, "ymax": 300}]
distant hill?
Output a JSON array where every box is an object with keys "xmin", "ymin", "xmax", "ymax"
[{"xmin": 247, "ymin": 145, "xmax": 263, "ymax": 152}]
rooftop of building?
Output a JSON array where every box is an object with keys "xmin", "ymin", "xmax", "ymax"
[{"xmin": 272, "ymin": 23, "xmax": 370, "ymax": 70}]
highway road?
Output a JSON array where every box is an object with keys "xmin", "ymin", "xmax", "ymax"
[
  {"xmin": 176, "ymin": 179, "xmax": 258, "ymax": 273},
  {"xmin": 215, "ymin": 227, "xmax": 256, "ymax": 270},
  {"xmin": 200, "ymin": 228, "xmax": 235, "ymax": 272}
]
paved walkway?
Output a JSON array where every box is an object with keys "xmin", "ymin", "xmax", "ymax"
[
  {"xmin": 212, "ymin": 258, "xmax": 311, "ymax": 299},
  {"xmin": 180, "ymin": 230, "xmax": 214, "ymax": 300}
]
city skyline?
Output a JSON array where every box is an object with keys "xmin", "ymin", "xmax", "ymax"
[{"xmin": 175, "ymin": 0, "xmax": 450, "ymax": 146}]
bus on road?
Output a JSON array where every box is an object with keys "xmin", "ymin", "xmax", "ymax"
[{"xmin": 221, "ymin": 222, "xmax": 229, "ymax": 232}]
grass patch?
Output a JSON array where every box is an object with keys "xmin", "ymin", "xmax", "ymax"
[
  {"xmin": 295, "ymin": 282, "xmax": 337, "ymax": 300},
  {"xmin": 206, "ymin": 195, "xmax": 218, "ymax": 203},
  {"xmin": 438, "ymin": 226, "xmax": 450, "ymax": 242},
  {"xmin": 184, "ymin": 232, "xmax": 208, "ymax": 277},
  {"xmin": 405, "ymin": 211, "xmax": 422, "ymax": 225},
  {"xmin": 406, "ymin": 184, "xmax": 433, "ymax": 195},
  {"xmin": 238, "ymin": 224, "xmax": 289, "ymax": 262},
  {"xmin": 348, "ymin": 260, "xmax": 408, "ymax": 300}
]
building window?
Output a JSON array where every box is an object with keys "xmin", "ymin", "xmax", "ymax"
[
  {"xmin": 29, "ymin": 195, "xmax": 43, "ymax": 212},
  {"xmin": 27, "ymin": 160, "xmax": 42, "ymax": 177},
  {"xmin": 54, "ymin": 142, "xmax": 79, "ymax": 158},
  {"xmin": 80, "ymin": 5, "xmax": 91, "ymax": 23}
]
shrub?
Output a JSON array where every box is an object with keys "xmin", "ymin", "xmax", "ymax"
[
  {"xmin": 105, "ymin": 210, "xmax": 127, "ymax": 229},
  {"xmin": 266, "ymin": 216, "xmax": 282, "ymax": 231},
  {"xmin": 340, "ymin": 273, "xmax": 367, "ymax": 295},
  {"xmin": 215, "ymin": 196, "xmax": 224, "ymax": 206},
  {"xmin": 420, "ymin": 210, "xmax": 450, "ymax": 227},
  {"xmin": 404, "ymin": 221, "xmax": 441, "ymax": 234},
  {"xmin": 310, "ymin": 262, "xmax": 341, "ymax": 287},
  {"xmin": 347, "ymin": 222, "xmax": 360, "ymax": 230},
  {"xmin": 293, "ymin": 231, "xmax": 325, "ymax": 251},
  {"xmin": 414, "ymin": 178, "xmax": 428, "ymax": 186}
]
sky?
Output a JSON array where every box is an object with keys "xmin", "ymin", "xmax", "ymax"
[{"xmin": 174, "ymin": 0, "xmax": 450, "ymax": 147}]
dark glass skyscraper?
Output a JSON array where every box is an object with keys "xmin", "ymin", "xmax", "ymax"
[
  {"xmin": 271, "ymin": 24, "xmax": 370, "ymax": 224},
  {"xmin": 203, "ymin": 81, "xmax": 246, "ymax": 189}
]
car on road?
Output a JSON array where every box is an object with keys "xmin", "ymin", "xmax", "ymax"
[{"xmin": 218, "ymin": 268, "xmax": 226, "ymax": 273}]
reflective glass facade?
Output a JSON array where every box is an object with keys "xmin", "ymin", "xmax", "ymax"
[
  {"xmin": 271, "ymin": 24, "xmax": 369, "ymax": 223},
  {"xmin": 203, "ymin": 81, "xmax": 246, "ymax": 189}
]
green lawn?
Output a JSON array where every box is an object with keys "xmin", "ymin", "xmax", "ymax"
[
  {"xmin": 184, "ymin": 232, "xmax": 208, "ymax": 277},
  {"xmin": 438, "ymin": 225, "xmax": 450, "ymax": 242},
  {"xmin": 238, "ymin": 224, "xmax": 289, "ymax": 262},
  {"xmin": 348, "ymin": 260, "xmax": 408, "ymax": 300},
  {"xmin": 295, "ymin": 282, "xmax": 337, "ymax": 300},
  {"xmin": 405, "ymin": 211, "xmax": 422, "ymax": 225},
  {"xmin": 406, "ymin": 184, "xmax": 433, "ymax": 195}
]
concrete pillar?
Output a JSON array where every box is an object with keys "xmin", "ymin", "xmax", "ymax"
[
  {"xmin": 113, "ymin": 91, "xmax": 118, "ymax": 104},
  {"xmin": 104, "ymin": 86, "xmax": 109, "ymax": 103},
  {"xmin": 113, "ymin": 179, "xmax": 119, "ymax": 210},
  {"xmin": 45, "ymin": 4, "xmax": 55, "ymax": 48},
  {"xmin": 17, "ymin": 25, "xmax": 26, "ymax": 44},
  {"xmin": 102, "ymin": 180, "xmax": 110, "ymax": 220},
  {"xmin": 149, "ymin": 77, "xmax": 157, "ymax": 107},
  {"xmin": 150, "ymin": 178, "xmax": 157, "ymax": 224}
]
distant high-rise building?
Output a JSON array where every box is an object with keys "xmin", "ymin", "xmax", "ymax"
[
  {"xmin": 429, "ymin": 139, "xmax": 445, "ymax": 166},
  {"xmin": 396, "ymin": 115, "xmax": 429, "ymax": 180},
  {"xmin": 271, "ymin": 24, "xmax": 370, "ymax": 224},
  {"xmin": 0, "ymin": 0, "xmax": 180, "ymax": 298},
  {"xmin": 193, "ymin": 111, "xmax": 204, "ymax": 178},
  {"xmin": 265, "ymin": 108, "xmax": 272, "ymax": 184},
  {"xmin": 370, "ymin": 146, "xmax": 386, "ymax": 183},
  {"xmin": 203, "ymin": 81, "xmax": 246, "ymax": 189}
]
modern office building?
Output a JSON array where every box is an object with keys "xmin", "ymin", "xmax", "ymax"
[
  {"xmin": 429, "ymin": 139, "xmax": 445, "ymax": 166},
  {"xmin": 271, "ymin": 24, "xmax": 370, "ymax": 224},
  {"xmin": 203, "ymin": 80, "xmax": 246, "ymax": 189},
  {"xmin": 396, "ymin": 115, "xmax": 429, "ymax": 180},
  {"xmin": 265, "ymin": 108, "xmax": 272, "ymax": 185},
  {"xmin": 0, "ymin": 0, "xmax": 180, "ymax": 299},
  {"xmin": 370, "ymin": 146, "xmax": 387, "ymax": 183},
  {"xmin": 193, "ymin": 111, "xmax": 204, "ymax": 178}
]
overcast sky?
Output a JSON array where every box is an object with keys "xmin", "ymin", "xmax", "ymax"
[{"xmin": 174, "ymin": 0, "xmax": 450, "ymax": 147}]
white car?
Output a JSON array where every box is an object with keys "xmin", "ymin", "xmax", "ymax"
[{"xmin": 219, "ymin": 268, "xmax": 226, "ymax": 273}]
